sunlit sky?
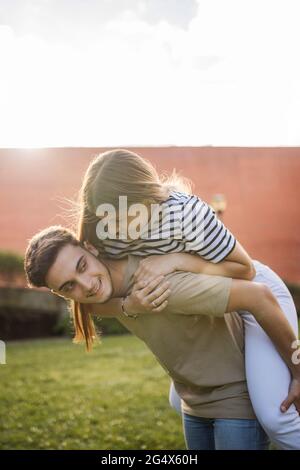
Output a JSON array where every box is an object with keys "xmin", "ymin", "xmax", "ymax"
[{"xmin": 0, "ymin": 0, "xmax": 300, "ymax": 148}]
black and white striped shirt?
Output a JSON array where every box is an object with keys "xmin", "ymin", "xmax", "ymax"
[{"xmin": 97, "ymin": 191, "xmax": 236, "ymax": 263}]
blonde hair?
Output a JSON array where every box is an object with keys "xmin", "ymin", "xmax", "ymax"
[{"xmin": 79, "ymin": 148, "xmax": 192, "ymax": 216}]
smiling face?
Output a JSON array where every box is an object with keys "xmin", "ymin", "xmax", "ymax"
[{"xmin": 45, "ymin": 243, "xmax": 113, "ymax": 303}]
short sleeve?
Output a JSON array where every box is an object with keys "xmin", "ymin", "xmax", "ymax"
[
  {"xmin": 181, "ymin": 196, "xmax": 236, "ymax": 263},
  {"xmin": 164, "ymin": 271, "xmax": 232, "ymax": 317}
]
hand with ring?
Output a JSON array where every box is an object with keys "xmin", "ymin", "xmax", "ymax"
[{"xmin": 124, "ymin": 276, "xmax": 171, "ymax": 316}]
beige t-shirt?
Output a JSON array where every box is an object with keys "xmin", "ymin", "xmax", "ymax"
[{"xmin": 114, "ymin": 255, "xmax": 255, "ymax": 419}]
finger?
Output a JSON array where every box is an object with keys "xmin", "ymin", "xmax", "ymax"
[
  {"xmin": 150, "ymin": 289, "xmax": 171, "ymax": 307},
  {"xmin": 152, "ymin": 300, "xmax": 168, "ymax": 313},
  {"xmin": 133, "ymin": 279, "xmax": 147, "ymax": 291},
  {"xmin": 134, "ymin": 277, "xmax": 159, "ymax": 291},
  {"xmin": 147, "ymin": 284, "xmax": 171, "ymax": 303},
  {"xmin": 134, "ymin": 271, "xmax": 148, "ymax": 283},
  {"xmin": 142, "ymin": 276, "xmax": 165, "ymax": 295},
  {"xmin": 146, "ymin": 282, "xmax": 170, "ymax": 302},
  {"xmin": 281, "ymin": 394, "xmax": 295, "ymax": 413}
]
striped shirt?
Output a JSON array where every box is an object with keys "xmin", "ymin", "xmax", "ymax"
[{"xmin": 96, "ymin": 191, "xmax": 236, "ymax": 263}]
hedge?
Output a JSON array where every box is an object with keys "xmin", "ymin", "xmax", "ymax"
[{"xmin": 0, "ymin": 251, "xmax": 24, "ymax": 274}]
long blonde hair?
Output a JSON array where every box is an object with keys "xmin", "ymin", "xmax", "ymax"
[
  {"xmin": 72, "ymin": 148, "xmax": 193, "ymax": 350},
  {"xmin": 80, "ymin": 148, "xmax": 192, "ymax": 214}
]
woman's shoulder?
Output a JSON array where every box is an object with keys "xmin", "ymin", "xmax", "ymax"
[
  {"xmin": 166, "ymin": 191, "xmax": 209, "ymax": 214},
  {"xmin": 167, "ymin": 190, "xmax": 203, "ymax": 205}
]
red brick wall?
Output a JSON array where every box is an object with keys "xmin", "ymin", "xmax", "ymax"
[{"xmin": 0, "ymin": 147, "xmax": 299, "ymax": 282}]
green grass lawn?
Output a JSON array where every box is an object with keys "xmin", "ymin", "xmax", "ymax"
[{"xmin": 0, "ymin": 335, "xmax": 186, "ymax": 450}]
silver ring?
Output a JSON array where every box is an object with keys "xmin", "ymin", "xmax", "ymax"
[{"xmin": 152, "ymin": 300, "xmax": 158, "ymax": 307}]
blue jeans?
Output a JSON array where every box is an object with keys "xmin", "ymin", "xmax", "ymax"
[{"xmin": 183, "ymin": 413, "xmax": 270, "ymax": 450}]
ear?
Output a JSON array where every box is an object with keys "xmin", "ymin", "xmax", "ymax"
[{"xmin": 83, "ymin": 241, "xmax": 99, "ymax": 257}]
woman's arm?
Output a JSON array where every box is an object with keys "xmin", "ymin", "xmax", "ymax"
[
  {"xmin": 227, "ymin": 279, "xmax": 300, "ymax": 412},
  {"xmin": 134, "ymin": 241, "xmax": 255, "ymax": 283},
  {"xmin": 175, "ymin": 241, "xmax": 256, "ymax": 280}
]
